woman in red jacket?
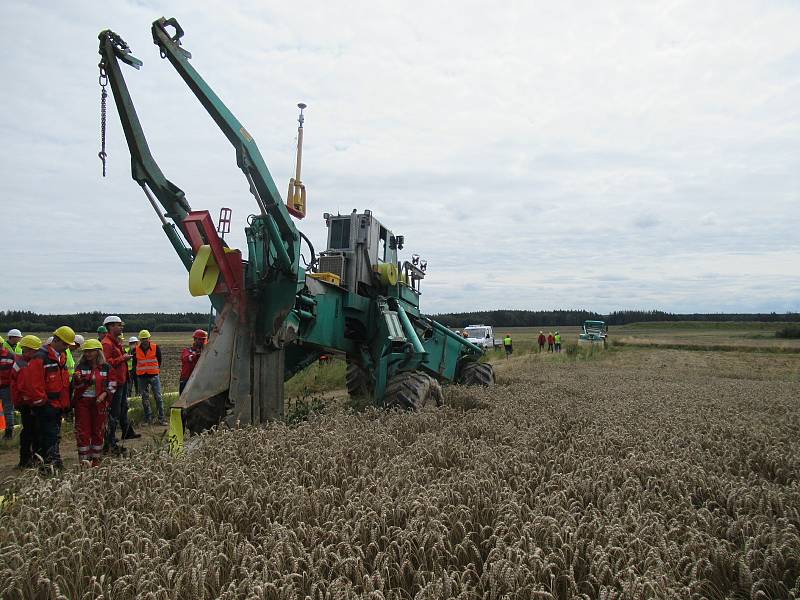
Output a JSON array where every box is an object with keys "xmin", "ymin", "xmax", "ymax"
[{"xmin": 72, "ymin": 339, "xmax": 117, "ymax": 466}]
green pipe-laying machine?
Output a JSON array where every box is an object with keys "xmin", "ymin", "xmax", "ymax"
[{"xmin": 97, "ymin": 18, "xmax": 494, "ymax": 436}]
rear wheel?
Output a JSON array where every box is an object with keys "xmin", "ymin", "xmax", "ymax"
[
  {"xmin": 383, "ymin": 371, "xmax": 443, "ymax": 410},
  {"xmin": 457, "ymin": 361, "xmax": 495, "ymax": 386},
  {"xmin": 346, "ymin": 361, "xmax": 373, "ymax": 399}
]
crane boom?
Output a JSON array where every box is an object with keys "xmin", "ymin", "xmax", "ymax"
[
  {"xmin": 97, "ymin": 30, "xmax": 194, "ymax": 272},
  {"xmin": 151, "ymin": 17, "xmax": 298, "ymax": 274}
]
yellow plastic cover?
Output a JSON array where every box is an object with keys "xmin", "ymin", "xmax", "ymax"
[
  {"xmin": 308, "ymin": 272, "xmax": 342, "ymax": 286},
  {"xmin": 188, "ymin": 245, "xmax": 220, "ymax": 296},
  {"xmin": 375, "ymin": 263, "xmax": 398, "ymax": 286}
]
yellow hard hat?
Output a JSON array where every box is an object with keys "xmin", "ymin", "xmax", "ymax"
[
  {"xmin": 138, "ymin": 329, "xmax": 151, "ymax": 340},
  {"xmin": 82, "ymin": 339, "xmax": 104, "ymax": 351},
  {"xmin": 19, "ymin": 335, "xmax": 43, "ymax": 351},
  {"xmin": 53, "ymin": 326, "xmax": 76, "ymax": 345}
]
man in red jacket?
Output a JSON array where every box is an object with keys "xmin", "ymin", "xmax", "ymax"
[
  {"xmin": 23, "ymin": 326, "xmax": 74, "ymax": 469},
  {"xmin": 101, "ymin": 315, "xmax": 139, "ymax": 452},
  {"xmin": 179, "ymin": 329, "xmax": 207, "ymax": 394},
  {"xmin": 11, "ymin": 335, "xmax": 42, "ymax": 468}
]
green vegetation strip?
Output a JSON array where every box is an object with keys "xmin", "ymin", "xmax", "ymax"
[{"xmin": 614, "ymin": 340, "xmax": 800, "ymax": 354}]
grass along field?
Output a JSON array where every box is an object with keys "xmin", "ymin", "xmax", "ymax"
[
  {"xmin": 0, "ymin": 323, "xmax": 798, "ymax": 597},
  {"xmin": 22, "ymin": 321, "xmax": 798, "ymax": 399},
  {"xmin": 494, "ymin": 322, "xmax": 800, "ymax": 353}
]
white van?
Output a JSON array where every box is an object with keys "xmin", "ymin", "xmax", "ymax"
[{"xmin": 463, "ymin": 324, "xmax": 500, "ymax": 350}]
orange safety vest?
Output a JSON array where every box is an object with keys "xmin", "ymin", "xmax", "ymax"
[{"xmin": 135, "ymin": 343, "xmax": 160, "ymax": 376}]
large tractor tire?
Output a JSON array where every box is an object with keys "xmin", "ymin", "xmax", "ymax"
[
  {"xmin": 457, "ymin": 361, "xmax": 495, "ymax": 386},
  {"xmin": 383, "ymin": 371, "xmax": 443, "ymax": 410},
  {"xmin": 346, "ymin": 361, "xmax": 373, "ymax": 399}
]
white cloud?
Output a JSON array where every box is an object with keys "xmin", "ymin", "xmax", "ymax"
[
  {"xmin": 1, "ymin": 0, "xmax": 799, "ymax": 315},
  {"xmin": 698, "ymin": 212, "xmax": 717, "ymax": 226}
]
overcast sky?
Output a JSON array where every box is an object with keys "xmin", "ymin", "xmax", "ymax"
[{"xmin": 2, "ymin": 1, "xmax": 799, "ymax": 315}]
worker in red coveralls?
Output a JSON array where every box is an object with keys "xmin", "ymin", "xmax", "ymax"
[
  {"xmin": 11, "ymin": 335, "xmax": 43, "ymax": 468},
  {"xmin": 547, "ymin": 332, "xmax": 555, "ymax": 353},
  {"xmin": 101, "ymin": 315, "xmax": 139, "ymax": 454},
  {"xmin": 23, "ymin": 326, "xmax": 75, "ymax": 469},
  {"xmin": 72, "ymin": 339, "xmax": 117, "ymax": 466},
  {"xmin": 179, "ymin": 329, "xmax": 207, "ymax": 394},
  {"xmin": 537, "ymin": 331, "xmax": 546, "ymax": 352}
]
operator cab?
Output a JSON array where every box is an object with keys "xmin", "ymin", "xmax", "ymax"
[{"xmin": 317, "ymin": 210, "xmax": 424, "ymax": 298}]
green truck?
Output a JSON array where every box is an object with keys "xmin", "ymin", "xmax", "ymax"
[{"xmin": 578, "ymin": 320, "xmax": 608, "ymax": 348}]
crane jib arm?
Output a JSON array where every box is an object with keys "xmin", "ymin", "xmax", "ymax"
[
  {"xmin": 97, "ymin": 30, "xmax": 193, "ymax": 237},
  {"xmin": 150, "ymin": 17, "xmax": 299, "ymax": 273},
  {"xmin": 98, "ymin": 29, "xmax": 241, "ymax": 308}
]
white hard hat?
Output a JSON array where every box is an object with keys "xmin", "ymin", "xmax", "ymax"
[
  {"xmin": 128, "ymin": 336, "xmax": 139, "ymax": 343},
  {"xmin": 103, "ymin": 315, "xmax": 122, "ymax": 325},
  {"xmin": 73, "ymin": 334, "xmax": 85, "ymax": 347},
  {"xmin": 7, "ymin": 329, "xmax": 22, "ymax": 338}
]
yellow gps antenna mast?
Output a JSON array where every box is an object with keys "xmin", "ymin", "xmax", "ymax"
[{"xmin": 287, "ymin": 102, "xmax": 307, "ymax": 218}]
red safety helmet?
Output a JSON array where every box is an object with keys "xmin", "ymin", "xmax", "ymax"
[{"xmin": 193, "ymin": 329, "xmax": 208, "ymax": 339}]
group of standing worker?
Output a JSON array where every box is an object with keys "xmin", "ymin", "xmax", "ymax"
[
  {"xmin": 450, "ymin": 330, "xmax": 564, "ymax": 356},
  {"xmin": 537, "ymin": 331, "xmax": 562, "ymax": 352},
  {"xmin": 0, "ymin": 319, "xmax": 208, "ymax": 470},
  {"xmin": 502, "ymin": 332, "xmax": 563, "ymax": 354}
]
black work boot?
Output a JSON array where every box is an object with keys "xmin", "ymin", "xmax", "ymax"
[
  {"xmin": 122, "ymin": 424, "xmax": 141, "ymax": 440},
  {"xmin": 3, "ymin": 428, "xmax": 12, "ymax": 440}
]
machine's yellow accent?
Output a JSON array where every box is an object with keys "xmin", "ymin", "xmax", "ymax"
[
  {"xmin": 287, "ymin": 180, "xmax": 306, "ymax": 218},
  {"xmin": 375, "ymin": 262, "xmax": 398, "ymax": 286},
  {"xmin": 188, "ymin": 244, "xmax": 220, "ymax": 296},
  {"xmin": 308, "ymin": 272, "xmax": 341, "ymax": 286},
  {"xmin": 286, "ymin": 103, "xmax": 307, "ymax": 218},
  {"xmin": 168, "ymin": 407, "xmax": 184, "ymax": 454}
]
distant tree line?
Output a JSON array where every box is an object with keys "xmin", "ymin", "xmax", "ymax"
[
  {"xmin": 0, "ymin": 310, "xmax": 209, "ymax": 333},
  {"xmin": 3, "ymin": 308, "xmax": 799, "ymax": 334},
  {"xmin": 430, "ymin": 309, "xmax": 800, "ymax": 328}
]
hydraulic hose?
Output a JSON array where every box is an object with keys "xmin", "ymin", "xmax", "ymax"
[{"xmin": 299, "ymin": 230, "xmax": 317, "ymax": 270}]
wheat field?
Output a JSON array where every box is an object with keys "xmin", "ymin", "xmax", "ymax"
[{"xmin": 0, "ymin": 341, "xmax": 798, "ymax": 598}]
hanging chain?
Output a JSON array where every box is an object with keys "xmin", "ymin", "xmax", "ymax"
[{"xmin": 98, "ymin": 63, "xmax": 108, "ymax": 177}]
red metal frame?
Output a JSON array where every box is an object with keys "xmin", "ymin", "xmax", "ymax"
[{"xmin": 182, "ymin": 210, "xmax": 244, "ymax": 306}]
